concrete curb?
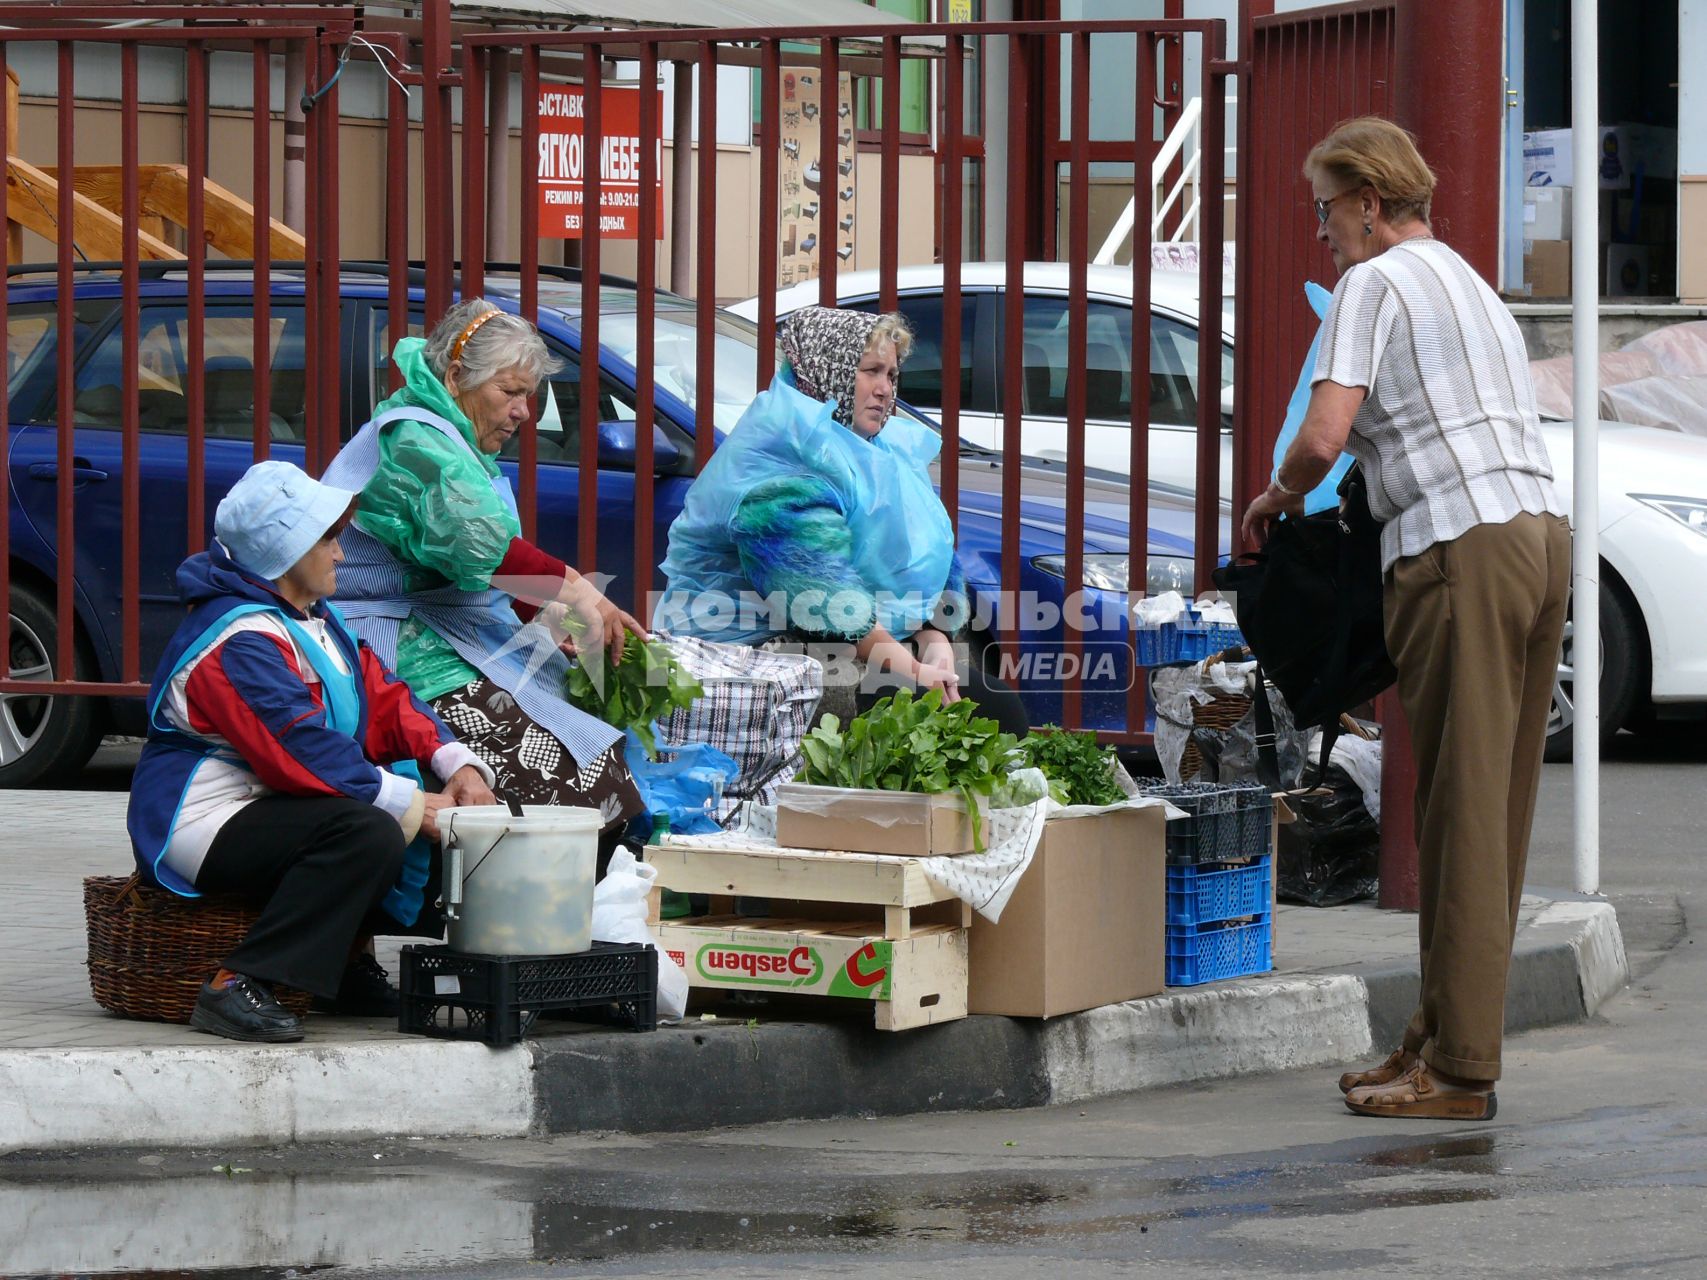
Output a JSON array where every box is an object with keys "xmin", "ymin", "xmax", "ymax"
[{"xmin": 0, "ymin": 901, "xmax": 1628, "ymax": 1153}]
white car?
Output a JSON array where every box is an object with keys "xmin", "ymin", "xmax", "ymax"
[{"xmin": 738, "ymin": 262, "xmax": 1707, "ymax": 754}]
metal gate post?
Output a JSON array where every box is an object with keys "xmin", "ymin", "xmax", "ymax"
[{"xmin": 1395, "ymin": 0, "xmax": 1504, "ymax": 281}]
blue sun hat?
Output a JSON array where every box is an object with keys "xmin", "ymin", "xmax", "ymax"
[{"xmin": 214, "ymin": 460, "xmax": 357, "ymax": 580}]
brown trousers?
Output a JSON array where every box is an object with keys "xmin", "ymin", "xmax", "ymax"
[{"xmin": 1383, "ymin": 512, "xmax": 1572, "ymax": 1082}]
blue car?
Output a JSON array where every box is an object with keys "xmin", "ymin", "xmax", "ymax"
[{"xmin": 3, "ymin": 263, "xmax": 1173, "ymax": 785}]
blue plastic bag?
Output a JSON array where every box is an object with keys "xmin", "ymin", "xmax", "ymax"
[
  {"xmin": 1272, "ymin": 281, "xmax": 1354, "ymax": 516},
  {"xmin": 623, "ymin": 727, "xmax": 740, "ymax": 835}
]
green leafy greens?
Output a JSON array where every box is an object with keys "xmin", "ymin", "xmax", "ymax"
[
  {"xmin": 563, "ymin": 634, "xmax": 703, "ymax": 758},
  {"xmin": 795, "ymin": 689, "xmax": 1024, "ymax": 851},
  {"xmin": 1019, "ymin": 726, "xmax": 1125, "ymax": 807}
]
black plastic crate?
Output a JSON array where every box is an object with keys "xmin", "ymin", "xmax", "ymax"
[
  {"xmin": 1137, "ymin": 780, "xmax": 1241, "ymax": 864},
  {"xmin": 398, "ymin": 943, "xmax": 657, "ymax": 1045},
  {"xmin": 1226, "ymin": 782, "xmax": 1275, "ymax": 856}
]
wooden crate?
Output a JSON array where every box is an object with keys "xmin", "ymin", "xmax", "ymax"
[{"xmin": 647, "ymin": 840, "xmax": 972, "ymax": 1032}]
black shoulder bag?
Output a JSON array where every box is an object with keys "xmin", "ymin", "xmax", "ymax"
[{"xmin": 1210, "ymin": 467, "xmax": 1397, "ymax": 786}]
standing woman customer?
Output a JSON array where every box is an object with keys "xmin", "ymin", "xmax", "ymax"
[{"xmin": 1242, "ymin": 117, "xmax": 1570, "ymax": 1120}]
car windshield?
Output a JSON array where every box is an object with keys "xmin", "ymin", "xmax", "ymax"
[{"xmin": 596, "ymin": 307, "xmax": 763, "ymax": 435}]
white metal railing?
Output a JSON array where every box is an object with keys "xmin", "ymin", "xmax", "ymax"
[{"xmin": 1093, "ymin": 95, "xmax": 1235, "ymax": 265}]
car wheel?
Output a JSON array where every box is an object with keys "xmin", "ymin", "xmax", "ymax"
[
  {"xmin": 1, "ymin": 580, "xmax": 101, "ymax": 787},
  {"xmin": 1544, "ymin": 579, "xmax": 1641, "ymax": 762}
]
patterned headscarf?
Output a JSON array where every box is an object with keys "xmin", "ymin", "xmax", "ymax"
[{"xmin": 777, "ymin": 306, "xmax": 886, "ymax": 430}]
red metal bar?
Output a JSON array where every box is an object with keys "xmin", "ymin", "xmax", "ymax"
[
  {"xmin": 999, "ymin": 34, "xmax": 1027, "ymax": 659},
  {"xmin": 634, "ymin": 42, "xmax": 659, "ymax": 626},
  {"xmin": 694, "ymin": 40, "xmax": 718, "ymax": 471},
  {"xmin": 462, "ymin": 19, "xmax": 1220, "ymax": 54},
  {"xmin": 1231, "ymin": 3, "xmax": 1272, "ymax": 544},
  {"xmin": 578, "ymin": 56, "xmax": 604, "ymax": 570},
  {"xmin": 55, "ymin": 41, "xmax": 75, "ymax": 683},
  {"xmin": 1062, "ymin": 31, "xmax": 1090, "ymax": 732},
  {"xmin": 1192, "ymin": 27, "xmax": 1227, "ymax": 599},
  {"xmin": 251, "ymin": 40, "xmax": 272, "ymax": 466},
  {"xmin": 878, "ymin": 34, "xmax": 900, "ymax": 312},
  {"xmin": 1396, "ymin": 0, "xmax": 1500, "ymax": 277},
  {"xmin": 1127, "ymin": 34, "xmax": 1157, "ymax": 741},
  {"xmin": 186, "ymin": 42, "xmax": 208, "ymax": 553},
  {"xmin": 461, "ymin": 46, "xmax": 487, "ymax": 300},
  {"xmin": 423, "ymin": 0, "xmax": 454, "ymax": 319},
  {"xmin": 122, "ymin": 42, "xmax": 142, "ymax": 684},
  {"xmin": 386, "ymin": 33, "xmax": 409, "ymax": 396},
  {"xmin": 754, "ymin": 39, "xmax": 780, "ymax": 387},
  {"xmin": 939, "ymin": 32, "xmax": 963, "ymax": 543},
  {"xmin": 817, "ymin": 37, "xmax": 840, "ymax": 310},
  {"xmin": 317, "ymin": 35, "xmax": 342, "ymax": 472},
  {"xmin": 1, "ymin": 38, "xmax": 11, "ymax": 684},
  {"xmin": 518, "ymin": 45, "xmax": 541, "ymax": 540}
]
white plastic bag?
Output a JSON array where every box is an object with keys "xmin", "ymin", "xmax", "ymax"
[{"xmin": 591, "ymin": 849, "xmax": 689, "ymax": 1021}]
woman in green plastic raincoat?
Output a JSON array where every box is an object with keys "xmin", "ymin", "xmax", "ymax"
[{"xmin": 322, "ymin": 298, "xmax": 646, "ymax": 834}]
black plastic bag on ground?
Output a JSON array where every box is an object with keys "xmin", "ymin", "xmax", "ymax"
[{"xmin": 1278, "ymin": 763, "xmax": 1378, "ymax": 907}]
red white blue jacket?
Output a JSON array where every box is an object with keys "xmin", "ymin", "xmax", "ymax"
[{"xmin": 127, "ymin": 545, "xmax": 483, "ymax": 895}]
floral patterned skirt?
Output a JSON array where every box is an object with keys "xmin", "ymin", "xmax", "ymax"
[{"xmin": 430, "ymin": 679, "xmax": 643, "ymax": 829}]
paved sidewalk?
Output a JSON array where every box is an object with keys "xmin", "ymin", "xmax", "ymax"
[{"xmin": 0, "ymin": 791, "xmax": 1630, "ymax": 1151}]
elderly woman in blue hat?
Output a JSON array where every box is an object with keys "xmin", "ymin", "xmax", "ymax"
[{"xmin": 127, "ymin": 460, "xmax": 497, "ymax": 1044}]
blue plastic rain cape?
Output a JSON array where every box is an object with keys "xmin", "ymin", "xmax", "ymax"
[
  {"xmin": 1272, "ymin": 281, "xmax": 1355, "ymax": 516},
  {"xmin": 658, "ymin": 374, "xmax": 956, "ymax": 644},
  {"xmin": 623, "ymin": 727, "xmax": 739, "ymax": 835}
]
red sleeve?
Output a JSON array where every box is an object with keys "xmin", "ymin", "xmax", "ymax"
[
  {"xmin": 495, "ymin": 536, "xmax": 568, "ymax": 625},
  {"xmin": 184, "ymin": 634, "xmax": 356, "ymax": 798},
  {"xmin": 359, "ymin": 645, "xmax": 456, "ymax": 770}
]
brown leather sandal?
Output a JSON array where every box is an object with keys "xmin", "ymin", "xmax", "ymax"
[
  {"xmin": 1344, "ymin": 1060, "xmax": 1497, "ymax": 1121},
  {"xmin": 1338, "ymin": 1048, "xmax": 1414, "ymax": 1095}
]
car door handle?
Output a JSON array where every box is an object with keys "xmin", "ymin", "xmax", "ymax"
[{"xmin": 29, "ymin": 462, "xmax": 110, "ymax": 484}]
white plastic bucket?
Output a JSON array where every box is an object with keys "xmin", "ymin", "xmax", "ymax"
[{"xmin": 440, "ymin": 806, "xmax": 602, "ymax": 955}]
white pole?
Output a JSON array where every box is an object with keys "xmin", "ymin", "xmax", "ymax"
[{"xmin": 1570, "ymin": 0, "xmax": 1600, "ymax": 895}]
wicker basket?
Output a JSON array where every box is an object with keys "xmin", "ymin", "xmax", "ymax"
[
  {"xmin": 1175, "ymin": 646, "xmax": 1256, "ymax": 781},
  {"xmin": 84, "ymin": 875, "xmax": 314, "ymax": 1024}
]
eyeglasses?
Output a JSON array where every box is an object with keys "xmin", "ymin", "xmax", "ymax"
[{"xmin": 1314, "ymin": 191, "xmax": 1356, "ymax": 224}]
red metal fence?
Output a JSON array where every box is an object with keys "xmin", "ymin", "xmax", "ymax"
[
  {"xmin": 3, "ymin": 7, "xmax": 1243, "ymax": 777},
  {"xmin": 1232, "ymin": 0, "xmax": 1396, "ymax": 529}
]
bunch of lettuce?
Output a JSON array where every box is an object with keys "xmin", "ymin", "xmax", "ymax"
[{"xmin": 564, "ymin": 634, "xmax": 702, "ymax": 758}]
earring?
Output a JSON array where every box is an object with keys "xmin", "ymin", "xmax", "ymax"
[{"xmin": 1363, "ymin": 222, "xmax": 1373, "ymax": 236}]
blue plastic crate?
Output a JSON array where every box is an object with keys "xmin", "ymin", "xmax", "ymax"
[
  {"xmin": 1166, "ymin": 855, "xmax": 1272, "ymax": 926},
  {"xmin": 1165, "ymin": 917, "xmax": 1274, "ymax": 986},
  {"xmin": 1135, "ymin": 623, "xmax": 1178, "ymax": 667}
]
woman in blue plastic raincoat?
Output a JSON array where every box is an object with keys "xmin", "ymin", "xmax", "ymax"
[
  {"xmin": 658, "ymin": 306, "xmax": 1028, "ymax": 737},
  {"xmin": 323, "ymin": 299, "xmax": 646, "ymax": 842}
]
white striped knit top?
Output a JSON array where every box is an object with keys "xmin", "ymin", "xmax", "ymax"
[{"xmin": 1312, "ymin": 237, "xmax": 1565, "ymax": 571}]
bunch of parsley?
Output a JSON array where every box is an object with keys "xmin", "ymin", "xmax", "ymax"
[
  {"xmin": 796, "ymin": 689, "xmax": 1023, "ymax": 850},
  {"xmin": 1019, "ymin": 726, "xmax": 1125, "ymax": 807},
  {"xmin": 563, "ymin": 634, "xmax": 703, "ymax": 759}
]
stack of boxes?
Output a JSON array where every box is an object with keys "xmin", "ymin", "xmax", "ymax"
[{"xmin": 1521, "ymin": 124, "xmax": 1678, "ymax": 298}]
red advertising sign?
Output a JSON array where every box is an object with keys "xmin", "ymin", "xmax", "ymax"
[{"xmin": 536, "ymin": 85, "xmax": 664, "ymax": 240}]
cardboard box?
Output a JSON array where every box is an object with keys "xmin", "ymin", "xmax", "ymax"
[
  {"xmin": 1524, "ymin": 238, "xmax": 1572, "ymax": 298},
  {"xmin": 1614, "ymin": 192, "xmax": 1677, "ymax": 246},
  {"xmin": 774, "ymin": 783, "xmax": 986, "ymax": 856},
  {"xmin": 1523, "ymin": 126, "xmax": 1633, "ymax": 190},
  {"xmin": 967, "ymin": 805, "xmax": 1166, "ymax": 1018},
  {"xmin": 1607, "ymin": 243, "xmax": 1653, "ymax": 297},
  {"xmin": 1522, "ymin": 187, "xmax": 1572, "ymax": 240}
]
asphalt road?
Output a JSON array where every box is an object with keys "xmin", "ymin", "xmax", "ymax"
[{"xmin": 5, "ymin": 732, "xmax": 1703, "ymax": 1278}]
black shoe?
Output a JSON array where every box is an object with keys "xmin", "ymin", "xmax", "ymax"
[
  {"xmin": 190, "ymin": 975, "xmax": 305, "ymax": 1043},
  {"xmin": 312, "ymin": 953, "xmax": 400, "ymax": 1018}
]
